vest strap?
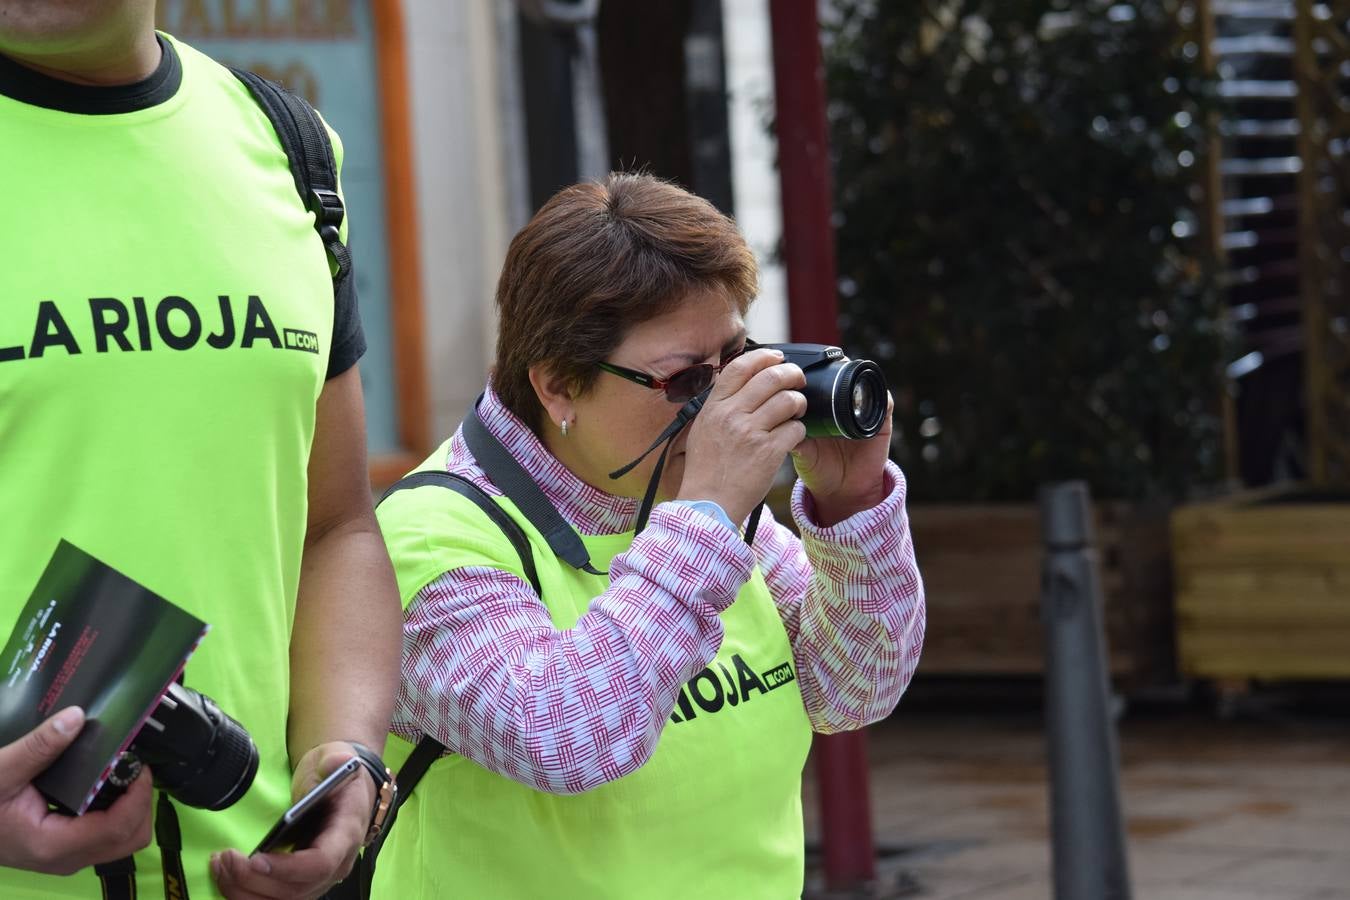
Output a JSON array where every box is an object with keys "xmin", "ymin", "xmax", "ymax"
[
  {"xmin": 378, "ymin": 471, "xmax": 542, "ymax": 595},
  {"xmin": 461, "ymin": 397, "xmax": 606, "ymax": 576}
]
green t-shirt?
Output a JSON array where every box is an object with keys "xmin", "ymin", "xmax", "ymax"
[{"xmin": 0, "ymin": 33, "xmax": 361, "ymax": 899}]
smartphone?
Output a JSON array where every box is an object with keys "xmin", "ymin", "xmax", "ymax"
[{"xmin": 252, "ymin": 757, "xmax": 362, "ymax": 855}]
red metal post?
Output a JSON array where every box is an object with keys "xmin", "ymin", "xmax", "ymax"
[
  {"xmin": 768, "ymin": 0, "xmax": 843, "ymax": 346},
  {"xmin": 767, "ymin": 0, "xmax": 879, "ymax": 890}
]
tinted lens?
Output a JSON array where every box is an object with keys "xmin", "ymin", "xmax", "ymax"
[{"xmin": 665, "ymin": 364, "xmax": 715, "ymax": 402}]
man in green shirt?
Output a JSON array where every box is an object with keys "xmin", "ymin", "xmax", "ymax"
[{"xmin": 0, "ymin": 2, "xmax": 403, "ymax": 897}]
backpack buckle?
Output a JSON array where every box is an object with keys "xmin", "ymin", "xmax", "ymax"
[{"xmin": 307, "ymin": 187, "xmax": 345, "ymax": 246}]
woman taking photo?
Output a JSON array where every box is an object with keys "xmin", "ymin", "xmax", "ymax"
[{"xmin": 373, "ymin": 173, "xmax": 925, "ymax": 899}]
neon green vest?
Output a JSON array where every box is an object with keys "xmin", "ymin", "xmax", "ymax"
[
  {"xmin": 0, "ymin": 35, "xmax": 342, "ymax": 898},
  {"xmin": 373, "ymin": 442, "xmax": 814, "ymax": 899}
]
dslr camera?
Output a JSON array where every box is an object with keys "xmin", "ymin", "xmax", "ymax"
[
  {"xmin": 748, "ymin": 340, "xmax": 889, "ymax": 439},
  {"xmin": 90, "ymin": 681, "xmax": 258, "ymax": 812}
]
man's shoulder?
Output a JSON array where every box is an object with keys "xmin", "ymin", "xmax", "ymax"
[{"xmin": 164, "ymin": 33, "xmax": 345, "ymax": 166}]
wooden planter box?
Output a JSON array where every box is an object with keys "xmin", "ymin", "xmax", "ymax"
[
  {"xmin": 907, "ymin": 502, "xmax": 1175, "ymax": 684},
  {"xmin": 1172, "ymin": 486, "xmax": 1350, "ymax": 681}
]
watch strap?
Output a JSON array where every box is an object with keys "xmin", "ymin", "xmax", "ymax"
[{"xmin": 345, "ymin": 742, "xmax": 396, "ymax": 847}]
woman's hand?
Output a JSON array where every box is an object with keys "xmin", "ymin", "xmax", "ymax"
[
  {"xmin": 792, "ymin": 392, "xmax": 894, "ymax": 527},
  {"xmin": 211, "ymin": 742, "xmax": 375, "ymax": 900},
  {"xmin": 677, "ymin": 348, "xmax": 808, "ymax": 524},
  {"xmin": 0, "ymin": 707, "xmax": 153, "ymax": 875}
]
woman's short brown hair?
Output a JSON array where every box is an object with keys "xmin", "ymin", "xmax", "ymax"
[{"xmin": 492, "ymin": 172, "xmax": 758, "ymax": 431}]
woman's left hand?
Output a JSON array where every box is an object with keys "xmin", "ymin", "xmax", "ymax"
[
  {"xmin": 791, "ymin": 392, "xmax": 894, "ymax": 527},
  {"xmin": 211, "ymin": 742, "xmax": 374, "ymax": 900}
]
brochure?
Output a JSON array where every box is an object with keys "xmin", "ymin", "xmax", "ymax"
[{"xmin": 0, "ymin": 540, "xmax": 208, "ymax": 813}]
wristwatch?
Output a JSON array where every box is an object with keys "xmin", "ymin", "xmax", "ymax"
[
  {"xmin": 346, "ymin": 742, "xmax": 397, "ymax": 847},
  {"xmin": 670, "ymin": 498, "xmax": 738, "ymax": 534}
]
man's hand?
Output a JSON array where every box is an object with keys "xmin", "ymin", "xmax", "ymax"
[
  {"xmin": 0, "ymin": 706, "xmax": 153, "ymax": 875},
  {"xmin": 211, "ymin": 742, "xmax": 375, "ymax": 900}
]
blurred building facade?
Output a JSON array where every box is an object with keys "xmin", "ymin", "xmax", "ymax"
[{"xmin": 157, "ymin": 0, "xmax": 790, "ymax": 475}]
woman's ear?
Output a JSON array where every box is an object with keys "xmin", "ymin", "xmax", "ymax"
[{"xmin": 528, "ymin": 363, "xmax": 575, "ymax": 431}]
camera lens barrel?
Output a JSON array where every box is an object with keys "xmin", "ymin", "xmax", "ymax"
[
  {"xmin": 798, "ymin": 354, "xmax": 888, "ymax": 440},
  {"xmin": 130, "ymin": 682, "xmax": 260, "ymax": 811}
]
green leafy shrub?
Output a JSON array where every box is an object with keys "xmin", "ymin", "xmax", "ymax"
[{"xmin": 825, "ymin": 0, "xmax": 1227, "ymax": 500}]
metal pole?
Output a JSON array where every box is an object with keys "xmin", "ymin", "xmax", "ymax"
[
  {"xmin": 768, "ymin": 0, "xmax": 847, "ymax": 345},
  {"xmin": 1039, "ymin": 482, "xmax": 1132, "ymax": 900},
  {"xmin": 767, "ymin": 0, "xmax": 879, "ymax": 890}
]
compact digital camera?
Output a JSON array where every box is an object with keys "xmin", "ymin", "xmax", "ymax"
[{"xmin": 750, "ymin": 341, "xmax": 889, "ymax": 439}]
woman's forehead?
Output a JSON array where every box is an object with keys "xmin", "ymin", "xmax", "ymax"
[{"xmin": 619, "ymin": 295, "xmax": 746, "ymax": 364}]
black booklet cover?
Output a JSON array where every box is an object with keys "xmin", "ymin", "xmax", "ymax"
[{"xmin": 0, "ymin": 540, "xmax": 208, "ymax": 814}]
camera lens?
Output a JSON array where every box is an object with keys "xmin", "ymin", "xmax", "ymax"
[
  {"xmin": 830, "ymin": 360, "xmax": 887, "ymax": 439},
  {"xmin": 853, "ymin": 382, "xmax": 870, "ymax": 419},
  {"xmin": 770, "ymin": 342, "xmax": 889, "ymax": 440},
  {"xmin": 130, "ymin": 682, "xmax": 259, "ymax": 811}
]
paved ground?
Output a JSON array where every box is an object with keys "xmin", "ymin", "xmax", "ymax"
[{"xmin": 802, "ymin": 685, "xmax": 1350, "ymax": 899}]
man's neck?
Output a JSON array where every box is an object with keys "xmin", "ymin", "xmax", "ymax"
[{"xmin": 3, "ymin": 28, "xmax": 160, "ymax": 86}]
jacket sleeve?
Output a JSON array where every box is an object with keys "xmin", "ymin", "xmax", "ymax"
[{"xmin": 751, "ymin": 461, "xmax": 926, "ymax": 733}]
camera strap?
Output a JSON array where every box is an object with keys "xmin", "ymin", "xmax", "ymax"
[
  {"xmin": 155, "ymin": 794, "xmax": 188, "ymax": 900},
  {"xmin": 607, "ymin": 391, "xmax": 765, "ymax": 544},
  {"xmin": 93, "ymin": 794, "xmax": 188, "ymax": 900},
  {"xmin": 94, "ymin": 855, "xmax": 136, "ymax": 900},
  {"xmin": 460, "ymin": 390, "xmax": 761, "ymax": 568},
  {"xmin": 607, "ymin": 391, "xmax": 708, "ymax": 535}
]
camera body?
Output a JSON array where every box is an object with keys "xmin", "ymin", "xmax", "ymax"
[
  {"xmin": 89, "ymin": 681, "xmax": 258, "ymax": 812},
  {"xmin": 751, "ymin": 342, "xmax": 888, "ymax": 439}
]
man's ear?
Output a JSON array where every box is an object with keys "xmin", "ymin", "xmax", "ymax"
[{"xmin": 528, "ymin": 363, "xmax": 575, "ymax": 430}]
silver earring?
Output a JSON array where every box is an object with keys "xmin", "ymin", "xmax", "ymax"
[{"xmin": 560, "ymin": 419, "xmax": 570, "ymax": 437}]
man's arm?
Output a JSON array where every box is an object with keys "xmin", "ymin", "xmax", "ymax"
[
  {"xmin": 287, "ymin": 364, "xmax": 401, "ymax": 761},
  {"xmin": 212, "ymin": 365, "xmax": 402, "ymax": 899}
]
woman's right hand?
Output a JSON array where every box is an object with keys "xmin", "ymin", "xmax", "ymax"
[
  {"xmin": 676, "ymin": 347, "xmax": 808, "ymax": 524},
  {"xmin": 0, "ymin": 707, "xmax": 153, "ymax": 876}
]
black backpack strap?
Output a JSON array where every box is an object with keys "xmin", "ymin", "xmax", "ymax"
[
  {"xmin": 328, "ymin": 471, "xmax": 541, "ymax": 898},
  {"xmin": 324, "ymin": 734, "xmax": 447, "ymax": 900},
  {"xmin": 378, "ymin": 470, "xmax": 542, "ymax": 596},
  {"xmin": 228, "ymin": 68, "xmax": 353, "ymax": 291},
  {"xmin": 381, "ymin": 736, "xmax": 449, "ymax": 842}
]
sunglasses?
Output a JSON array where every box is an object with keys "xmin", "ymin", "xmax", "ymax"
[{"xmin": 597, "ymin": 343, "xmax": 747, "ymax": 403}]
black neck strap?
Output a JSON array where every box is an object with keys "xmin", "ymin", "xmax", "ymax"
[
  {"xmin": 462, "ymin": 397, "xmax": 606, "ymax": 576},
  {"xmin": 608, "ymin": 392, "xmax": 708, "ymax": 535},
  {"xmin": 607, "ymin": 391, "xmax": 766, "ymax": 544},
  {"xmin": 155, "ymin": 794, "xmax": 188, "ymax": 900},
  {"xmin": 95, "ymin": 856, "xmax": 136, "ymax": 900},
  {"xmin": 95, "ymin": 793, "xmax": 188, "ymax": 900}
]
